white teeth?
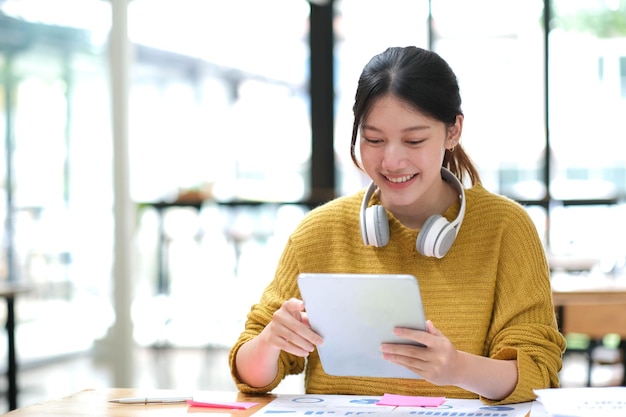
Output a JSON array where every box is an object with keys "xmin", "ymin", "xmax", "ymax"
[{"xmin": 387, "ymin": 174, "xmax": 415, "ymax": 183}]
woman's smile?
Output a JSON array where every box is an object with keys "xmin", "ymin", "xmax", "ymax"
[{"xmin": 384, "ymin": 173, "xmax": 417, "ymax": 184}]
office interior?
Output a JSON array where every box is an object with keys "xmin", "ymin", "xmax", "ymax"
[{"xmin": 0, "ymin": 0, "xmax": 625, "ymax": 411}]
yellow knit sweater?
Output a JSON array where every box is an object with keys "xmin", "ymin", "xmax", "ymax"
[{"xmin": 229, "ymin": 184, "xmax": 566, "ymax": 404}]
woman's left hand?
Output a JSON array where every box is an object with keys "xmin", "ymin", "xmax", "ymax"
[{"xmin": 380, "ymin": 320, "xmax": 462, "ymax": 386}]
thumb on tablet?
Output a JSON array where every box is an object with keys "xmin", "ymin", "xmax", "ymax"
[{"xmin": 426, "ymin": 320, "xmax": 441, "ymax": 335}]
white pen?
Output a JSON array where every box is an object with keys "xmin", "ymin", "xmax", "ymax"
[{"xmin": 109, "ymin": 396, "xmax": 192, "ymax": 404}]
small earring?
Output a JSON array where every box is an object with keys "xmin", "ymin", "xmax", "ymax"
[{"xmin": 448, "ymin": 145, "xmax": 456, "ymax": 153}]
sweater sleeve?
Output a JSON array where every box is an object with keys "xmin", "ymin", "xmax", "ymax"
[
  {"xmin": 481, "ymin": 204, "xmax": 566, "ymax": 404},
  {"xmin": 228, "ymin": 237, "xmax": 306, "ymax": 394}
]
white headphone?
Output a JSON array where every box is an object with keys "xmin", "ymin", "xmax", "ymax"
[{"xmin": 359, "ymin": 167, "xmax": 466, "ymax": 258}]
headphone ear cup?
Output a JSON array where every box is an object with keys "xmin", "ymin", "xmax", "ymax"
[
  {"xmin": 364, "ymin": 205, "xmax": 390, "ymax": 247},
  {"xmin": 416, "ymin": 215, "xmax": 456, "ymax": 258}
]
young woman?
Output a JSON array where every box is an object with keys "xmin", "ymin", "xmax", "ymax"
[{"xmin": 229, "ymin": 46, "xmax": 565, "ymax": 405}]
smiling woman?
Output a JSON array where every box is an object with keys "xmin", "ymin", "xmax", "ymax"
[{"xmin": 230, "ymin": 46, "xmax": 565, "ymax": 405}]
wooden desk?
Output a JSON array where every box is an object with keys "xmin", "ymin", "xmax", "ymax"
[
  {"xmin": 139, "ymin": 200, "xmax": 204, "ymax": 295},
  {"xmin": 0, "ymin": 283, "xmax": 29, "ymax": 411},
  {"xmin": 2, "ymin": 389, "xmax": 275, "ymax": 416},
  {"xmin": 552, "ymin": 273, "xmax": 626, "ymax": 304},
  {"xmin": 551, "ymin": 273, "xmax": 626, "ymax": 337},
  {"xmin": 2, "ymin": 388, "xmax": 550, "ymax": 416},
  {"xmin": 551, "ymin": 273, "xmax": 626, "ymax": 386}
]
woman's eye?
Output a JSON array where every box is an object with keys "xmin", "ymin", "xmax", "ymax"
[
  {"xmin": 364, "ymin": 137, "xmax": 383, "ymax": 144},
  {"xmin": 406, "ymin": 139, "xmax": 425, "ymax": 145}
]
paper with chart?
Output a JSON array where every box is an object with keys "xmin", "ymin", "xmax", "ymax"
[{"xmin": 251, "ymin": 394, "xmax": 533, "ymax": 416}]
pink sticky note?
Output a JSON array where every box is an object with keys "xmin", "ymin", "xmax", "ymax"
[
  {"xmin": 187, "ymin": 399, "xmax": 259, "ymax": 409},
  {"xmin": 376, "ymin": 393, "xmax": 445, "ymax": 407}
]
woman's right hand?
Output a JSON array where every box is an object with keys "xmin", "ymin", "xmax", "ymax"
[{"xmin": 260, "ymin": 298, "xmax": 324, "ymax": 357}]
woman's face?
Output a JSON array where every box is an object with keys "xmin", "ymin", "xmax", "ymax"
[{"xmin": 359, "ymin": 95, "xmax": 461, "ymax": 218}]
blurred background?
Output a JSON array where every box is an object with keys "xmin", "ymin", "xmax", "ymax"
[{"xmin": 0, "ymin": 0, "xmax": 625, "ymax": 411}]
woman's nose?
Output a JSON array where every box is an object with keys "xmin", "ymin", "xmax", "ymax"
[{"xmin": 381, "ymin": 144, "xmax": 407, "ymax": 170}]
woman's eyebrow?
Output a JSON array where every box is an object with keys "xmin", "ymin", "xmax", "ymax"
[{"xmin": 361, "ymin": 124, "xmax": 431, "ymax": 133}]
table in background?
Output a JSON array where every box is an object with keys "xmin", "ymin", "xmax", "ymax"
[
  {"xmin": 139, "ymin": 200, "xmax": 205, "ymax": 295},
  {"xmin": 551, "ymin": 272, "xmax": 626, "ymax": 386},
  {"xmin": 140, "ymin": 196, "xmax": 322, "ymax": 297},
  {"xmin": 2, "ymin": 388, "xmax": 274, "ymax": 416},
  {"xmin": 0, "ymin": 283, "xmax": 29, "ymax": 411}
]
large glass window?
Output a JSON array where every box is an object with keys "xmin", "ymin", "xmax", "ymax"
[
  {"xmin": 128, "ymin": 0, "xmax": 311, "ymax": 204},
  {"xmin": 546, "ymin": 0, "xmax": 626, "ymax": 267},
  {"xmin": 550, "ymin": 0, "xmax": 626, "ymax": 201},
  {"xmin": 126, "ymin": 0, "xmax": 312, "ymax": 348},
  {"xmin": 0, "ymin": 4, "xmax": 115, "ymax": 361},
  {"xmin": 0, "ymin": 1, "xmax": 313, "ymax": 355}
]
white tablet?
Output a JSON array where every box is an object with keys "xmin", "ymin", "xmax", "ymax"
[{"xmin": 297, "ymin": 273, "xmax": 427, "ymax": 379}]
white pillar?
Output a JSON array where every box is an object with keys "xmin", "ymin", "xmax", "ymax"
[{"xmin": 109, "ymin": 0, "xmax": 135, "ymax": 388}]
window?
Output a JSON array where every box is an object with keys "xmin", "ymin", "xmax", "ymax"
[
  {"xmin": 128, "ymin": 0, "xmax": 311, "ymax": 203},
  {"xmin": 550, "ymin": 0, "xmax": 626, "ymax": 201}
]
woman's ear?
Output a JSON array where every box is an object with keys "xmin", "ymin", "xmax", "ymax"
[
  {"xmin": 446, "ymin": 115, "xmax": 463, "ymax": 147},
  {"xmin": 449, "ymin": 115, "xmax": 463, "ymax": 139}
]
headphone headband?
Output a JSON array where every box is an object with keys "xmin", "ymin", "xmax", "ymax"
[{"xmin": 359, "ymin": 167, "xmax": 466, "ymax": 258}]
